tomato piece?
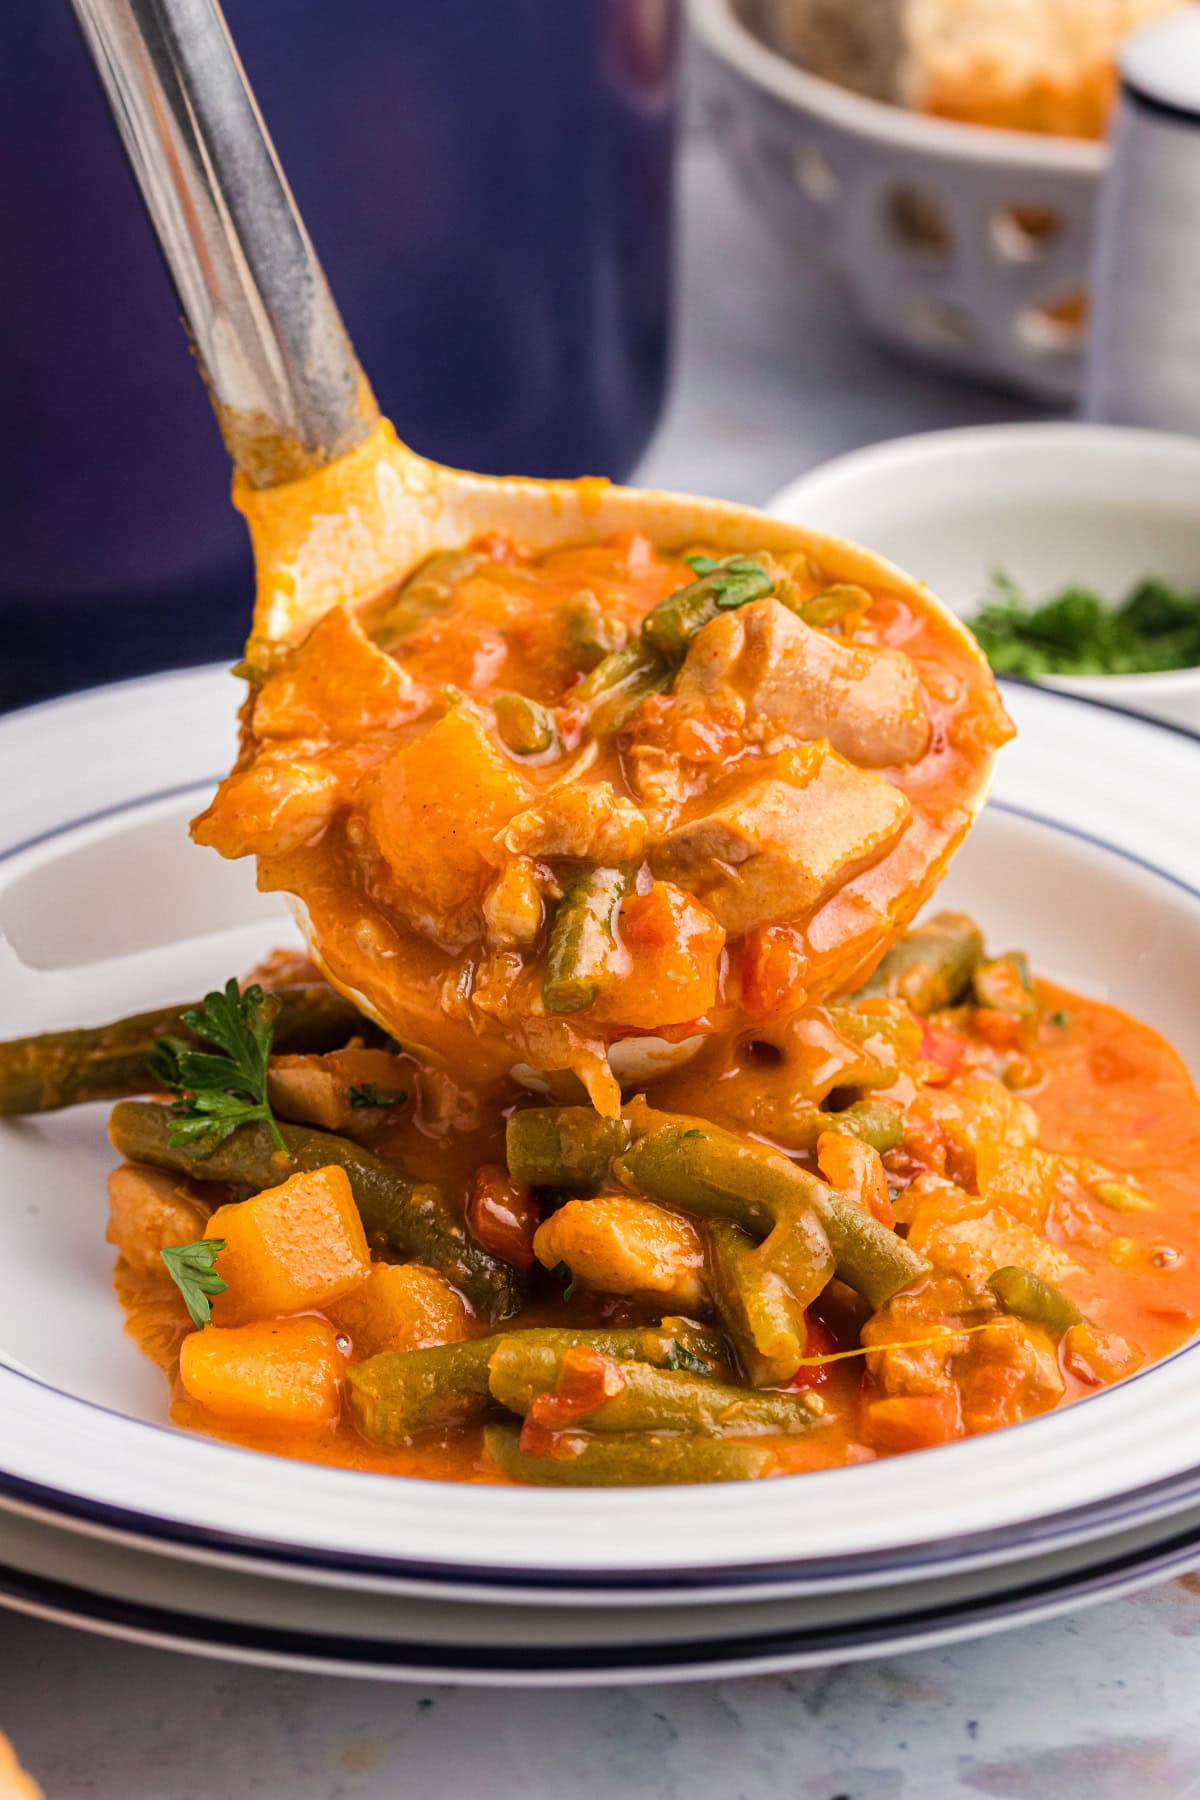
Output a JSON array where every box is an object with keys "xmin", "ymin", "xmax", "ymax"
[
  {"xmin": 791, "ymin": 1317, "xmax": 840, "ymax": 1390},
  {"xmin": 919, "ymin": 1018, "xmax": 969, "ymax": 1079},
  {"xmin": 466, "ymin": 1164, "xmax": 540, "ymax": 1271},
  {"xmin": 741, "ymin": 925, "xmax": 809, "ymax": 1019}
]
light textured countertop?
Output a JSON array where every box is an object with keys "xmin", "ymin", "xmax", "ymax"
[{"xmin": 5, "ymin": 139, "xmax": 1199, "ymax": 1800}]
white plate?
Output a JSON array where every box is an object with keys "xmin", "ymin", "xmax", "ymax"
[
  {"xmin": 768, "ymin": 423, "xmax": 1200, "ymax": 732},
  {"xmin": 1, "ymin": 670, "xmax": 1199, "ymax": 1601},
  {"xmin": 1, "ymin": 1495, "xmax": 1199, "ymax": 1685}
]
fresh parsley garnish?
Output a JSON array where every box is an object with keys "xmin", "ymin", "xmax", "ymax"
[
  {"xmin": 1050, "ymin": 1010, "xmax": 1070, "ymax": 1027},
  {"xmin": 161, "ymin": 1238, "xmax": 228, "ymax": 1328},
  {"xmin": 686, "ymin": 554, "xmax": 718, "ymax": 575},
  {"xmin": 682, "ymin": 1128, "xmax": 706, "ymax": 1140},
  {"xmin": 552, "ymin": 1260, "xmax": 578, "ymax": 1301},
  {"xmin": 349, "ymin": 1084, "xmax": 406, "ymax": 1110},
  {"xmin": 685, "ymin": 554, "xmax": 773, "ymax": 610},
  {"xmin": 146, "ymin": 980, "xmax": 285, "ymax": 1158},
  {"xmin": 973, "ymin": 570, "xmax": 1200, "ymax": 678},
  {"xmin": 666, "ymin": 1343, "xmax": 713, "ymax": 1377}
]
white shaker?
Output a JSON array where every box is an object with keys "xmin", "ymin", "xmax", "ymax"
[{"xmin": 1083, "ymin": 8, "xmax": 1200, "ymax": 433}]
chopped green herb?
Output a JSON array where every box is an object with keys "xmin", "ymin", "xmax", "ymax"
[
  {"xmin": 552, "ymin": 1260, "xmax": 578, "ymax": 1301},
  {"xmin": 682, "ymin": 1128, "xmax": 706, "ymax": 1140},
  {"xmin": 972, "ymin": 570, "xmax": 1200, "ymax": 678},
  {"xmin": 1050, "ymin": 1010, "xmax": 1070, "ymax": 1027},
  {"xmin": 146, "ymin": 979, "xmax": 285, "ymax": 1158},
  {"xmin": 686, "ymin": 554, "xmax": 719, "ymax": 576},
  {"xmin": 349, "ymin": 1084, "xmax": 406, "ymax": 1110},
  {"xmin": 666, "ymin": 1343, "xmax": 714, "ymax": 1377},
  {"xmin": 161, "ymin": 1238, "xmax": 228, "ymax": 1329}
]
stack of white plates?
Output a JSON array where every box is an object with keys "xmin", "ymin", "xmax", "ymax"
[{"xmin": 1, "ymin": 665, "xmax": 1198, "ymax": 1684}]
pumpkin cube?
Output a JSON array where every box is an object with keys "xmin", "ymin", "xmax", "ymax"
[
  {"xmin": 179, "ymin": 1317, "xmax": 343, "ymax": 1428},
  {"xmin": 205, "ymin": 1164, "xmax": 370, "ymax": 1325},
  {"xmin": 329, "ymin": 1263, "xmax": 468, "ymax": 1360}
]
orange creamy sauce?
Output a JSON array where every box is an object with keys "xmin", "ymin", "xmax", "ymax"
[
  {"xmin": 192, "ymin": 531, "xmax": 1010, "ymax": 1100},
  {"xmin": 118, "ymin": 977, "xmax": 1200, "ymax": 1483}
]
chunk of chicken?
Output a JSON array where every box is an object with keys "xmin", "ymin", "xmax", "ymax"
[
  {"xmin": 267, "ymin": 1048, "xmax": 411, "ymax": 1133},
  {"xmin": 675, "ymin": 599, "xmax": 932, "ymax": 768},
  {"xmin": 501, "ymin": 783, "xmax": 649, "ymax": 863},
  {"xmin": 106, "ymin": 1163, "xmax": 214, "ymax": 1273},
  {"xmin": 482, "ymin": 858, "xmax": 545, "ymax": 950},
  {"xmin": 651, "ymin": 745, "xmax": 911, "ymax": 937},
  {"xmin": 533, "ymin": 1195, "xmax": 706, "ymax": 1309}
]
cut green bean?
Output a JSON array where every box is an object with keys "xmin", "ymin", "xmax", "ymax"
[
  {"xmin": 706, "ymin": 1219, "xmax": 832, "ymax": 1387},
  {"xmin": 484, "ymin": 1424, "xmax": 773, "ymax": 1486},
  {"xmin": 542, "ymin": 865, "xmax": 634, "ymax": 1015},
  {"xmin": 347, "ymin": 1320, "xmax": 729, "ymax": 1443},
  {"xmin": 987, "ymin": 1265, "xmax": 1082, "ymax": 1337},
  {"xmin": 505, "ymin": 1107, "xmax": 631, "ymax": 1190},
  {"xmin": 108, "ymin": 1102, "xmax": 524, "ymax": 1321},
  {"xmin": 488, "ymin": 1340, "xmax": 823, "ymax": 1436},
  {"xmin": 821, "ymin": 1100, "xmax": 905, "ymax": 1155},
  {"xmin": 493, "ymin": 693, "xmax": 558, "ymax": 757},
  {"xmin": 615, "ymin": 1116, "xmax": 928, "ymax": 1310},
  {"xmin": 564, "ymin": 590, "xmax": 627, "ymax": 670},
  {"xmin": 573, "ymin": 639, "xmax": 672, "ymax": 736},
  {"xmin": 641, "ymin": 558, "xmax": 775, "ymax": 662},
  {"xmin": 855, "ymin": 913, "xmax": 985, "ymax": 1014},
  {"xmin": 373, "ymin": 550, "xmax": 482, "ymax": 647},
  {"xmin": 0, "ymin": 986, "xmax": 368, "ymax": 1118}
]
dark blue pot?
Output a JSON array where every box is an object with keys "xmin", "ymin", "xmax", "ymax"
[{"xmin": 1, "ymin": 0, "xmax": 679, "ymax": 709}]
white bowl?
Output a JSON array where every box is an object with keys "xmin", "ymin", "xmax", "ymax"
[
  {"xmin": 690, "ymin": 0, "xmax": 1106, "ymax": 400},
  {"xmin": 769, "ymin": 422, "xmax": 1200, "ymax": 733},
  {"xmin": 2, "ymin": 670, "xmax": 1200, "ymax": 1604}
]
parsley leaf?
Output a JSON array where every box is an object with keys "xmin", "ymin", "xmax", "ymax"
[
  {"xmin": 161, "ymin": 1238, "xmax": 228, "ymax": 1328},
  {"xmin": 666, "ymin": 1343, "xmax": 713, "ymax": 1377},
  {"xmin": 1050, "ymin": 1010, "xmax": 1070, "ymax": 1027},
  {"xmin": 349, "ymin": 1084, "xmax": 406, "ymax": 1109},
  {"xmin": 972, "ymin": 569, "xmax": 1200, "ymax": 678},
  {"xmin": 146, "ymin": 980, "xmax": 285, "ymax": 1158},
  {"xmin": 552, "ymin": 1260, "xmax": 578, "ymax": 1301},
  {"xmin": 682, "ymin": 1128, "xmax": 706, "ymax": 1140},
  {"xmin": 686, "ymin": 554, "xmax": 718, "ymax": 576}
]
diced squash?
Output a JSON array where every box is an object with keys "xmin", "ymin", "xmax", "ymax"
[
  {"xmin": 253, "ymin": 605, "xmax": 418, "ymax": 740},
  {"xmin": 594, "ymin": 882, "xmax": 725, "ymax": 1028},
  {"xmin": 977, "ymin": 1143, "xmax": 1060, "ymax": 1229},
  {"xmin": 179, "ymin": 1317, "xmax": 342, "ymax": 1428},
  {"xmin": 366, "ymin": 706, "xmax": 531, "ymax": 922},
  {"xmin": 865, "ymin": 1391, "xmax": 964, "ymax": 1453},
  {"xmin": 816, "ymin": 1132, "xmax": 894, "ymax": 1227},
  {"xmin": 329, "ymin": 1263, "xmax": 469, "ymax": 1359},
  {"xmin": 106, "ymin": 1163, "xmax": 213, "ymax": 1273},
  {"xmin": 206, "ymin": 1165, "xmax": 370, "ymax": 1325}
]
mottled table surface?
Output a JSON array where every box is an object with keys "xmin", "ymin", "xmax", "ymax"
[{"xmin": 5, "ymin": 139, "xmax": 1197, "ymax": 1800}]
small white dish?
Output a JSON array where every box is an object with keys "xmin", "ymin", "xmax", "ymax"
[
  {"xmin": 769, "ymin": 423, "xmax": 1200, "ymax": 733},
  {"xmin": 1, "ymin": 668, "xmax": 1199, "ymax": 1610}
]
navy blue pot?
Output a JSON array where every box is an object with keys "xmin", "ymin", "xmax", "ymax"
[{"xmin": 1, "ymin": 0, "xmax": 679, "ymax": 709}]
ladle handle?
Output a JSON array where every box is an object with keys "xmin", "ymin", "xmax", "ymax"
[{"xmin": 69, "ymin": 0, "xmax": 379, "ymax": 487}]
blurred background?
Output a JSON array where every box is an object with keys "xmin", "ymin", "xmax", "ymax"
[{"xmin": 3, "ymin": 0, "xmax": 1196, "ymax": 712}]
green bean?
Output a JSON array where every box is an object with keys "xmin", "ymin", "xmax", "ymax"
[
  {"xmin": 505, "ymin": 1107, "xmax": 631, "ymax": 1189},
  {"xmin": 855, "ymin": 912, "xmax": 985, "ymax": 1014},
  {"xmin": 972, "ymin": 953, "xmax": 1037, "ymax": 1018},
  {"xmin": 573, "ymin": 639, "xmax": 672, "ymax": 736},
  {"xmin": 987, "ymin": 1266, "xmax": 1082, "ymax": 1337},
  {"xmin": 563, "ymin": 590, "xmax": 627, "ymax": 671},
  {"xmin": 488, "ymin": 1341, "xmax": 823, "ymax": 1436},
  {"xmin": 615, "ymin": 1118, "xmax": 928, "ymax": 1310},
  {"xmin": 347, "ymin": 1320, "xmax": 728, "ymax": 1443},
  {"xmin": 0, "ymin": 986, "xmax": 368, "ymax": 1118},
  {"xmin": 542, "ymin": 865, "xmax": 634, "ymax": 1015},
  {"xmin": 108, "ymin": 1102, "xmax": 524, "ymax": 1321},
  {"xmin": 706, "ymin": 1219, "xmax": 831, "ymax": 1387},
  {"xmin": 793, "ymin": 585, "xmax": 872, "ymax": 630},
  {"xmin": 493, "ymin": 693, "xmax": 558, "ymax": 757},
  {"xmin": 641, "ymin": 558, "xmax": 774, "ymax": 662},
  {"xmin": 373, "ymin": 550, "xmax": 483, "ymax": 647},
  {"xmin": 821, "ymin": 1099, "xmax": 905, "ymax": 1155},
  {"xmin": 483, "ymin": 1424, "xmax": 773, "ymax": 1486}
]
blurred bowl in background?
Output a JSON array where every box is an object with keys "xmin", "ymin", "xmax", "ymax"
[
  {"xmin": 690, "ymin": 0, "xmax": 1105, "ymax": 401},
  {"xmin": 1, "ymin": 0, "xmax": 679, "ymax": 710},
  {"xmin": 768, "ymin": 423, "xmax": 1200, "ymax": 734}
]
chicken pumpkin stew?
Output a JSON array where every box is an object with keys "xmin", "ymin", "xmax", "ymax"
[{"xmin": 2, "ymin": 535, "xmax": 1197, "ymax": 1487}]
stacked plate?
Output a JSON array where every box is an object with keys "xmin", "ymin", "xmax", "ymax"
[{"xmin": 1, "ymin": 666, "xmax": 1198, "ymax": 1684}]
